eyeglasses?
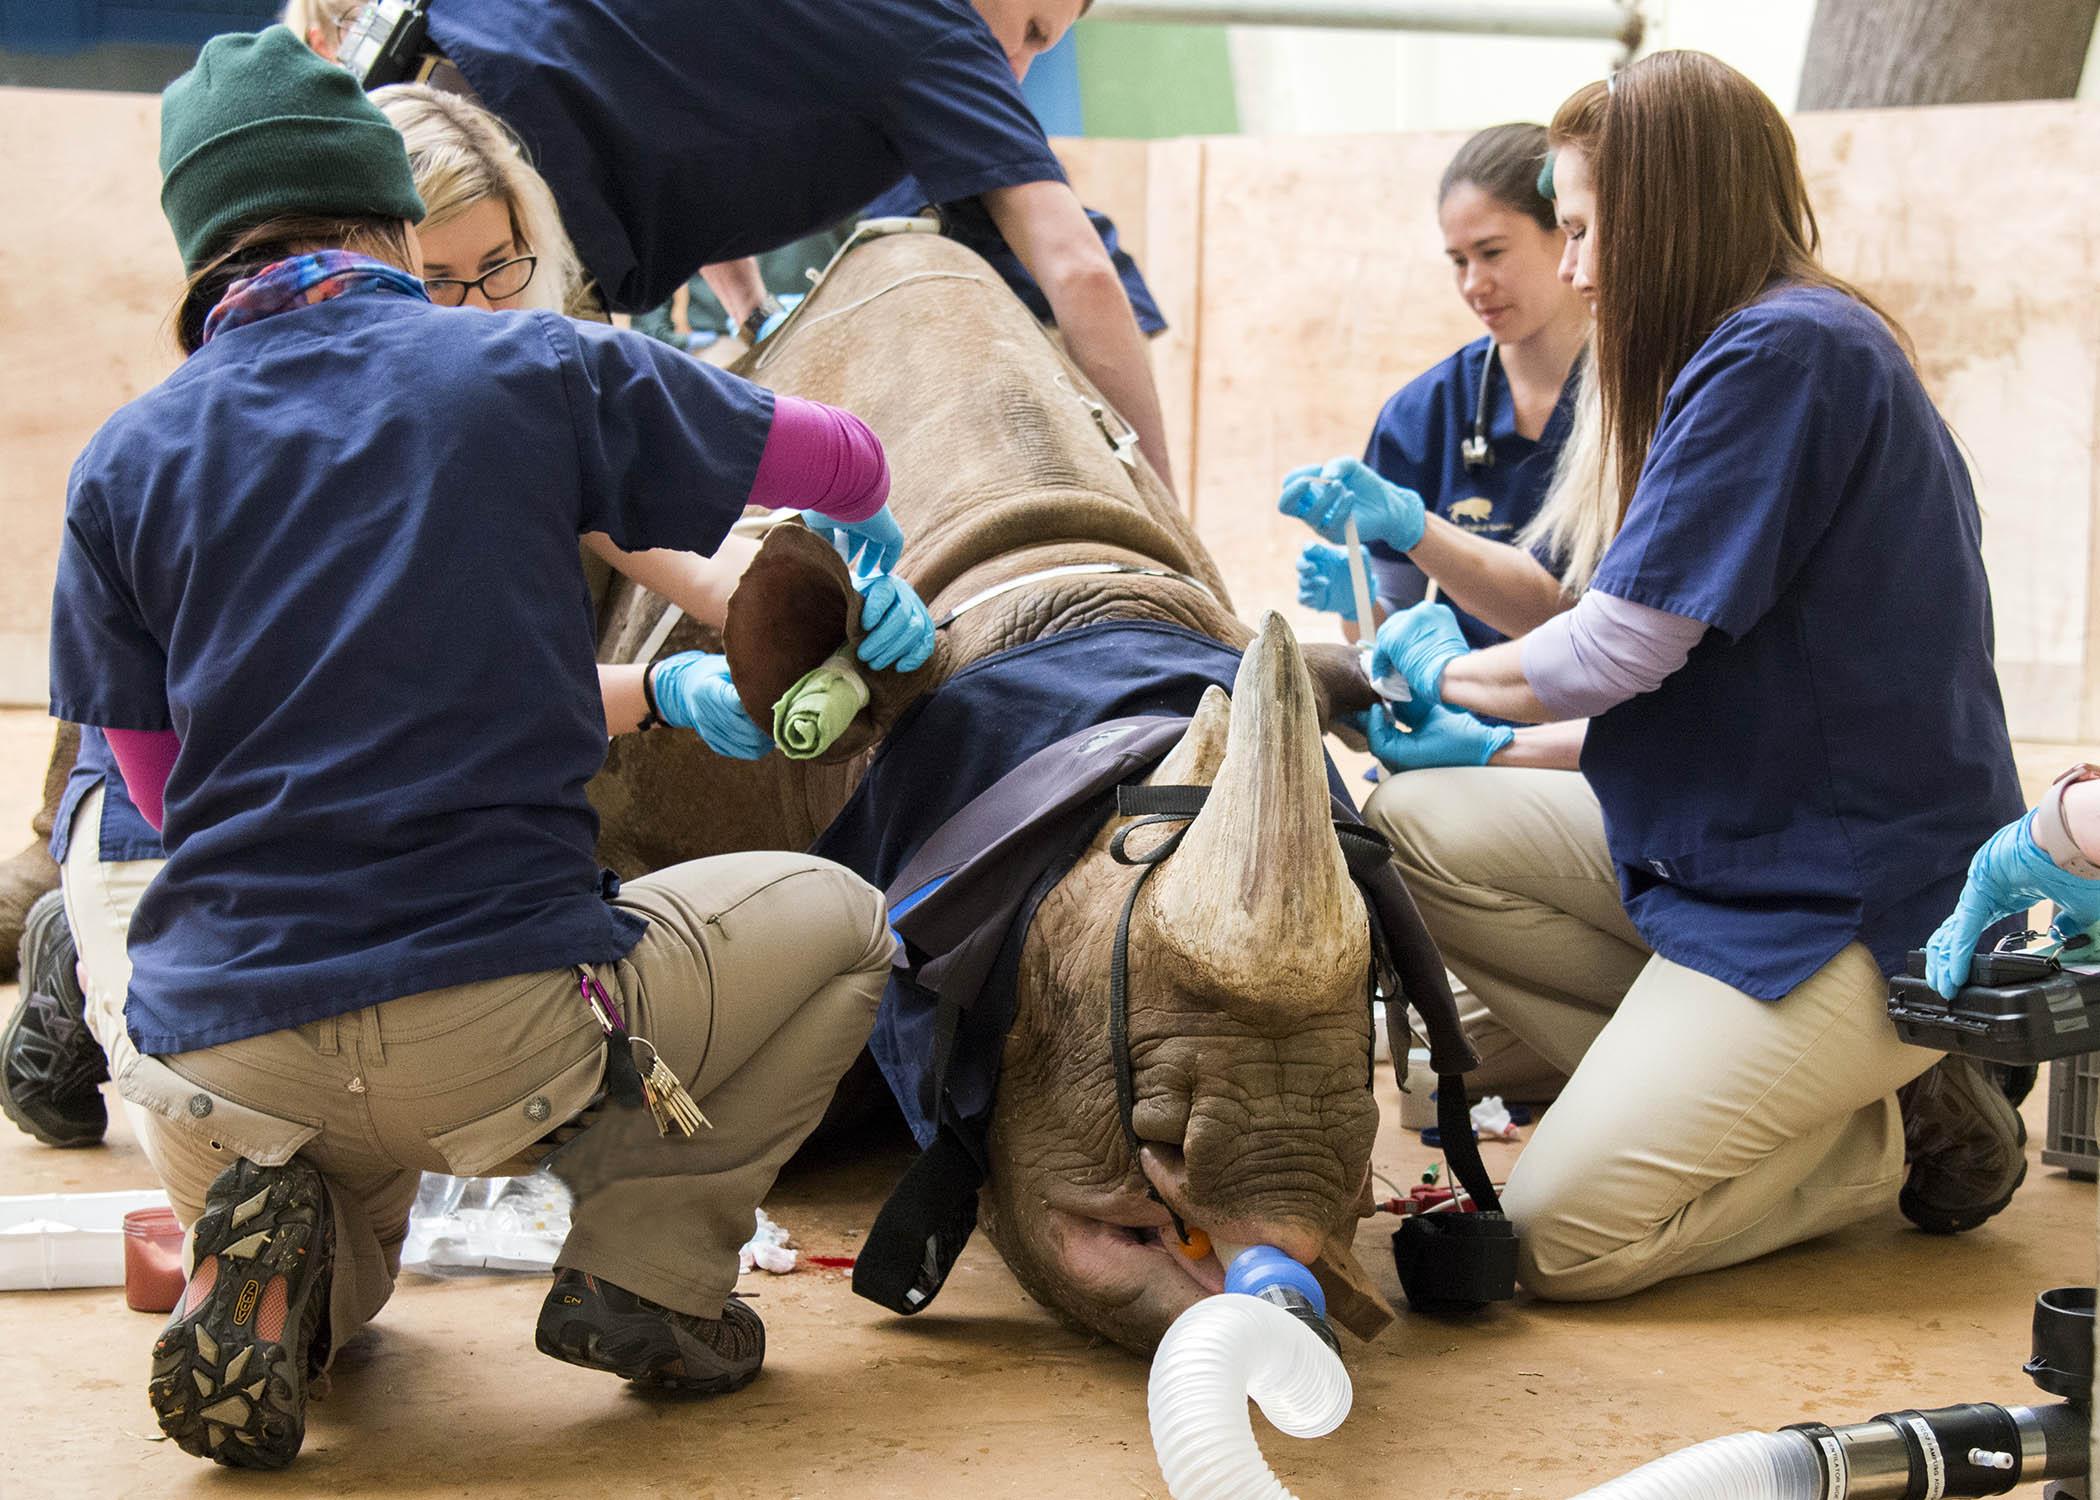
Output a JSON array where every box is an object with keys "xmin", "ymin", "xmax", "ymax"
[{"xmin": 423, "ymin": 254, "xmax": 539, "ymax": 307}]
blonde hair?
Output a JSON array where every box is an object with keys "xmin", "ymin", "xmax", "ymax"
[
  {"xmin": 1517, "ymin": 352, "xmax": 1617, "ymax": 597},
  {"xmin": 371, "ymin": 84, "xmax": 592, "ymax": 317},
  {"xmin": 280, "ymin": 0, "xmax": 362, "ymax": 54}
]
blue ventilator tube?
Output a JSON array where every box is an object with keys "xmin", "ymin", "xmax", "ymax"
[{"xmin": 1221, "ymin": 1245, "xmax": 1340, "ymax": 1357}]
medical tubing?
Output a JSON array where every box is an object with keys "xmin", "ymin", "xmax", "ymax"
[
  {"xmin": 1567, "ymin": 1400, "xmax": 2090, "ymax": 1498},
  {"xmin": 1147, "ymin": 1292, "xmax": 1353, "ymax": 1500},
  {"xmin": 1564, "ymin": 1429, "xmax": 1824, "ymax": 1499}
]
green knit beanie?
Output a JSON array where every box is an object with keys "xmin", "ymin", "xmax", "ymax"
[{"xmin": 160, "ymin": 26, "xmax": 425, "ymax": 271}]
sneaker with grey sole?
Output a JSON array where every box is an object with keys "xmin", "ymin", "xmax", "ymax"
[
  {"xmin": 0, "ymin": 890, "xmax": 106, "ymax": 1148},
  {"xmin": 149, "ymin": 1157, "xmax": 333, "ymax": 1469},
  {"xmin": 1899, "ymin": 1053, "xmax": 2029, "ymax": 1235},
  {"xmin": 536, "ymin": 1267, "xmax": 763, "ymax": 1394}
]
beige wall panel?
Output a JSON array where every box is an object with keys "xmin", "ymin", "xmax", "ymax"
[
  {"xmin": 1189, "ymin": 131, "xmax": 1477, "ymax": 640},
  {"xmin": 1055, "ymin": 135, "xmax": 1203, "ymax": 510},
  {"xmin": 1794, "ymin": 102, "xmax": 2100, "ymax": 745},
  {"xmin": 0, "ymin": 88, "xmax": 182, "ymax": 708}
]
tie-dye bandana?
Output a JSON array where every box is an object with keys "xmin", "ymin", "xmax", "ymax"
[{"xmin": 201, "ymin": 250, "xmax": 428, "ymax": 345}]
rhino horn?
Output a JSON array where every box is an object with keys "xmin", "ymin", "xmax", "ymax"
[
  {"xmin": 1140, "ymin": 613, "xmax": 1366, "ymax": 1014},
  {"xmin": 1147, "ymin": 685, "xmax": 1231, "ymax": 789}
]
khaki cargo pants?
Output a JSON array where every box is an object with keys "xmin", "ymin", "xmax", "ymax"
[
  {"xmin": 1363, "ymin": 766, "xmax": 1938, "ymax": 1302},
  {"xmin": 67, "ymin": 788, "xmax": 891, "ymax": 1357}
]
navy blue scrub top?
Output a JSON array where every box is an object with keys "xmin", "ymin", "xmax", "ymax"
[
  {"xmin": 51, "ymin": 728, "xmax": 161, "ymax": 866},
  {"xmin": 49, "ymin": 292, "xmax": 774, "ymax": 1055},
  {"xmin": 427, "ymin": 0, "xmax": 1068, "ymax": 314},
  {"xmin": 860, "ymin": 181, "xmax": 1167, "ymax": 335},
  {"xmin": 1363, "ymin": 335, "xmax": 1576, "ymax": 648},
  {"xmin": 1582, "ymin": 285, "xmax": 2023, "ymax": 1000}
]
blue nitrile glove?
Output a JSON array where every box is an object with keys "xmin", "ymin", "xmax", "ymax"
[
  {"xmin": 1370, "ymin": 601, "xmax": 1471, "ymax": 708},
  {"xmin": 649, "ymin": 651, "xmax": 773, "ymax": 760},
  {"xmin": 855, "ymin": 572, "xmax": 936, "ymax": 673},
  {"xmin": 802, "ymin": 502, "xmax": 905, "ymax": 578},
  {"xmin": 1296, "ymin": 542, "xmax": 1357, "ymax": 619},
  {"xmin": 1277, "ymin": 457, "xmax": 1427, "ymax": 552},
  {"xmin": 1354, "ymin": 704, "xmax": 1512, "ymax": 772},
  {"xmin": 1925, "ymin": 812, "xmax": 2100, "ymax": 997}
]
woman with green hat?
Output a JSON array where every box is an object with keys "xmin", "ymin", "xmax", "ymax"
[{"xmin": 53, "ymin": 25, "xmax": 911, "ymax": 1470}]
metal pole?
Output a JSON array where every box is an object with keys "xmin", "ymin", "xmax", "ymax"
[{"xmin": 1084, "ymin": 0, "xmax": 1632, "ymax": 42}]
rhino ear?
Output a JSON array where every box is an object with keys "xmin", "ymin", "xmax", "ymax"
[{"xmin": 1146, "ymin": 684, "xmax": 1231, "ymax": 789}]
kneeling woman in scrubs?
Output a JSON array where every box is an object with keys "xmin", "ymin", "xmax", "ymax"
[
  {"xmin": 56, "ymin": 30, "xmax": 913, "ymax": 1468},
  {"xmin": 10, "ymin": 79, "xmax": 933, "ymax": 1162},
  {"xmin": 1282, "ymin": 122, "xmax": 1589, "ymax": 651},
  {"xmin": 1362, "ymin": 51, "xmax": 2026, "ymax": 1300}
]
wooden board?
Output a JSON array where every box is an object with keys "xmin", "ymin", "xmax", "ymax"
[{"xmin": 0, "ymin": 88, "xmax": 184, "ymax": 708}]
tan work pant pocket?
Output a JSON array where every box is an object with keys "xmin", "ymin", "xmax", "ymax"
[
  {"xmin": 423, "ymin": 1030, "xmax": 607, "ymax": 1177},
  {"xmin": 116, "ymin": 1053, "xmax": 320, "ymax": 1167}
]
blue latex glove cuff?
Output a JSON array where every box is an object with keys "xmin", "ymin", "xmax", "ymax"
[
  {"xmin": 1276, "ymin": 457, "xmax": 1426, "ymax": 552},
  {"xmin": 650, "ymin": 651, "xmax": 773, "ymax": 760},
  {"xmin": 855, "ymin": 572, "xmax": 936, "ymax": 673},
  {"xmin": 1295, "ymin": 542, "xmax": 1357, "ymax": 619},
  {"xmin": 1370, "ymin": 601, "xmax": 1470, "ymax": 709}
]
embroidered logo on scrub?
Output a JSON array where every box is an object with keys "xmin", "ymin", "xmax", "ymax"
[{"xmin": 233, "ymin": 1279, "xmax": 261, "ymax": 1327}]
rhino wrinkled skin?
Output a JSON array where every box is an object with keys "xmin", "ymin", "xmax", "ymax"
[{"xmin": 590, "ymin": 231, "xmax": 1385, "ymax": 1353}]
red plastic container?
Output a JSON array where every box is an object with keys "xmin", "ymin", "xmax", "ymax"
[{"xmin": 123, "ymin": 1205, "xmax": 185, "ymax": 1313}]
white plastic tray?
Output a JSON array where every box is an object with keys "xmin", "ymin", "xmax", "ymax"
[{"xmin": 0, "ymin": 1188, "xmax": 172, "ymax": 1291}]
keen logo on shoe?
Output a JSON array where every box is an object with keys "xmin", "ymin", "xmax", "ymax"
[{"xmin": 233, "ymin": 1279, "xmax": 260, "ymax": 1326}]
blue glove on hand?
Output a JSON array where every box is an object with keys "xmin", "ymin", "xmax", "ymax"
[
  {"xmin": 649, "ymin": 651, "xmax": 773, "ymax": 760},
  {"xmin": 1295, "ymin": 542, "xmax": 1357, "ymax": 619},
  {"xmin": 1925, "ymin": 812, "xmax": 2100, "ymax": 997},
  {"xmin": 1277, "ymin": 457, "xmax": 1427, "ymax": 552},
  {"xmin": 855, "ymin": 572, "xmax": 936, "ymax": 673},
  {"xmin": 1370, "ymin": 601, "xmax": 1470, "ymax": 708},
  {"xmin": 1355, "ymin": 703, "xmax": 1512, "ymax": 772},
  {"xmin": 802, "ymin": 502, "xmax": 906, "ymax": 577}
]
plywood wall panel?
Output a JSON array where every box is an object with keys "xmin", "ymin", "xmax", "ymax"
[
  {"xmin": 1056, "ymin": 135, "xmax": 1203, "ymax": 510},
  {"xmin": 1794, "ymin": 102, "xmax": 2100, "ymax": 744},
  {"xmin": 0, "ymin": 88, "xmax": 183, "ymax": 708},
  {"xmin": 1189, "ymin": 131, "xmax": 1477, "ymax": 642}
]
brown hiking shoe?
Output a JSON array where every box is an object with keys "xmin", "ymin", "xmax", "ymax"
[
  {"xmin": 536, "ymin": 1268, "xmax": 764, "ymax": 1394},
  {"xmin": 1898, "ymin": 1054, "xmax": 2028, "ymax": 1234}
]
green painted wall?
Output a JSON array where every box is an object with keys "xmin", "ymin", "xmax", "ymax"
[{"xmin": 1073, "ymin": 21, "xmax": 1239, "ymax": 137}]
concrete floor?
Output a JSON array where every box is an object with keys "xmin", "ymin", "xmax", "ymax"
[{"xmin": 0, "ymin": 711, "xmax": 2093, "ymax": 1498}]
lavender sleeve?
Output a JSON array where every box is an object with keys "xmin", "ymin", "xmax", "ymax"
[{"xmin": 1520, "ymin": 589, "xmax": 1709, "ymax": 719}]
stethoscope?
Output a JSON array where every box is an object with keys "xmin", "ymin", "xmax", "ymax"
[{"xmin": 1461, "ymin": 344, "xmax": 1500, "ymax": 472}]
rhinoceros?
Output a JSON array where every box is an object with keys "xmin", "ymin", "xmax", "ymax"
[{"xmin": 589, "ymin": 224, "xmax": 1438, "ymax": 1353}]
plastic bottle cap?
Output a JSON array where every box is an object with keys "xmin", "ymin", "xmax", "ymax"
[{"xmin": 1222, "ymin": 1244, "xmax": 1327, "ymax": 1318}]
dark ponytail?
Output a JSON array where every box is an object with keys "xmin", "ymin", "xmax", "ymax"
[{"xmin": 1439, "ymin": 122, "xmax": 1556, "ymax": 232}]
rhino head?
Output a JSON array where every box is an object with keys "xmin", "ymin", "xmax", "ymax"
[{"xmin": 978, "ymin": 614, "xmax": 1381, "ymax": 1352}]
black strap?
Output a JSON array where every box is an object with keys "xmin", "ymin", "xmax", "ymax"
[{"xmin": 1107, "ymin": 789, "xmax": 1201, "ymax": 1243}]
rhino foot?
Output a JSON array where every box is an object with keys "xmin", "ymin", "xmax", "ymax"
[{"xmin": 0, "ymin": 839, "xmax": 60, "ymax": 980}]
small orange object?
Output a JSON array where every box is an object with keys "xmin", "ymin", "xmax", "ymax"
[{"xmin": 1175, "ymin": 1226, "xmax": 1212, "ymax": 1261}]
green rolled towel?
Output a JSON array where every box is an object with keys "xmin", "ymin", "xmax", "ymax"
[{"xmin": 771, "ymin": 651, "xmax": 871, "ymax": 760}]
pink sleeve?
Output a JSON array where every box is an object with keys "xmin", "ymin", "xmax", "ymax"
[
  {"xmin": 749, "ymin": 396, "xmax": 890, "ymax": 522},
  {"xmin": 104, "ymin": 728, "xmax": 180, "ymax": 834}
]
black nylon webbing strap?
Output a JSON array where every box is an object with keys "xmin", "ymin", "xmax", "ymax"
[{"xmin": 1108, "ymin": 793, "xmax": 1202, "ymax": 1243}]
